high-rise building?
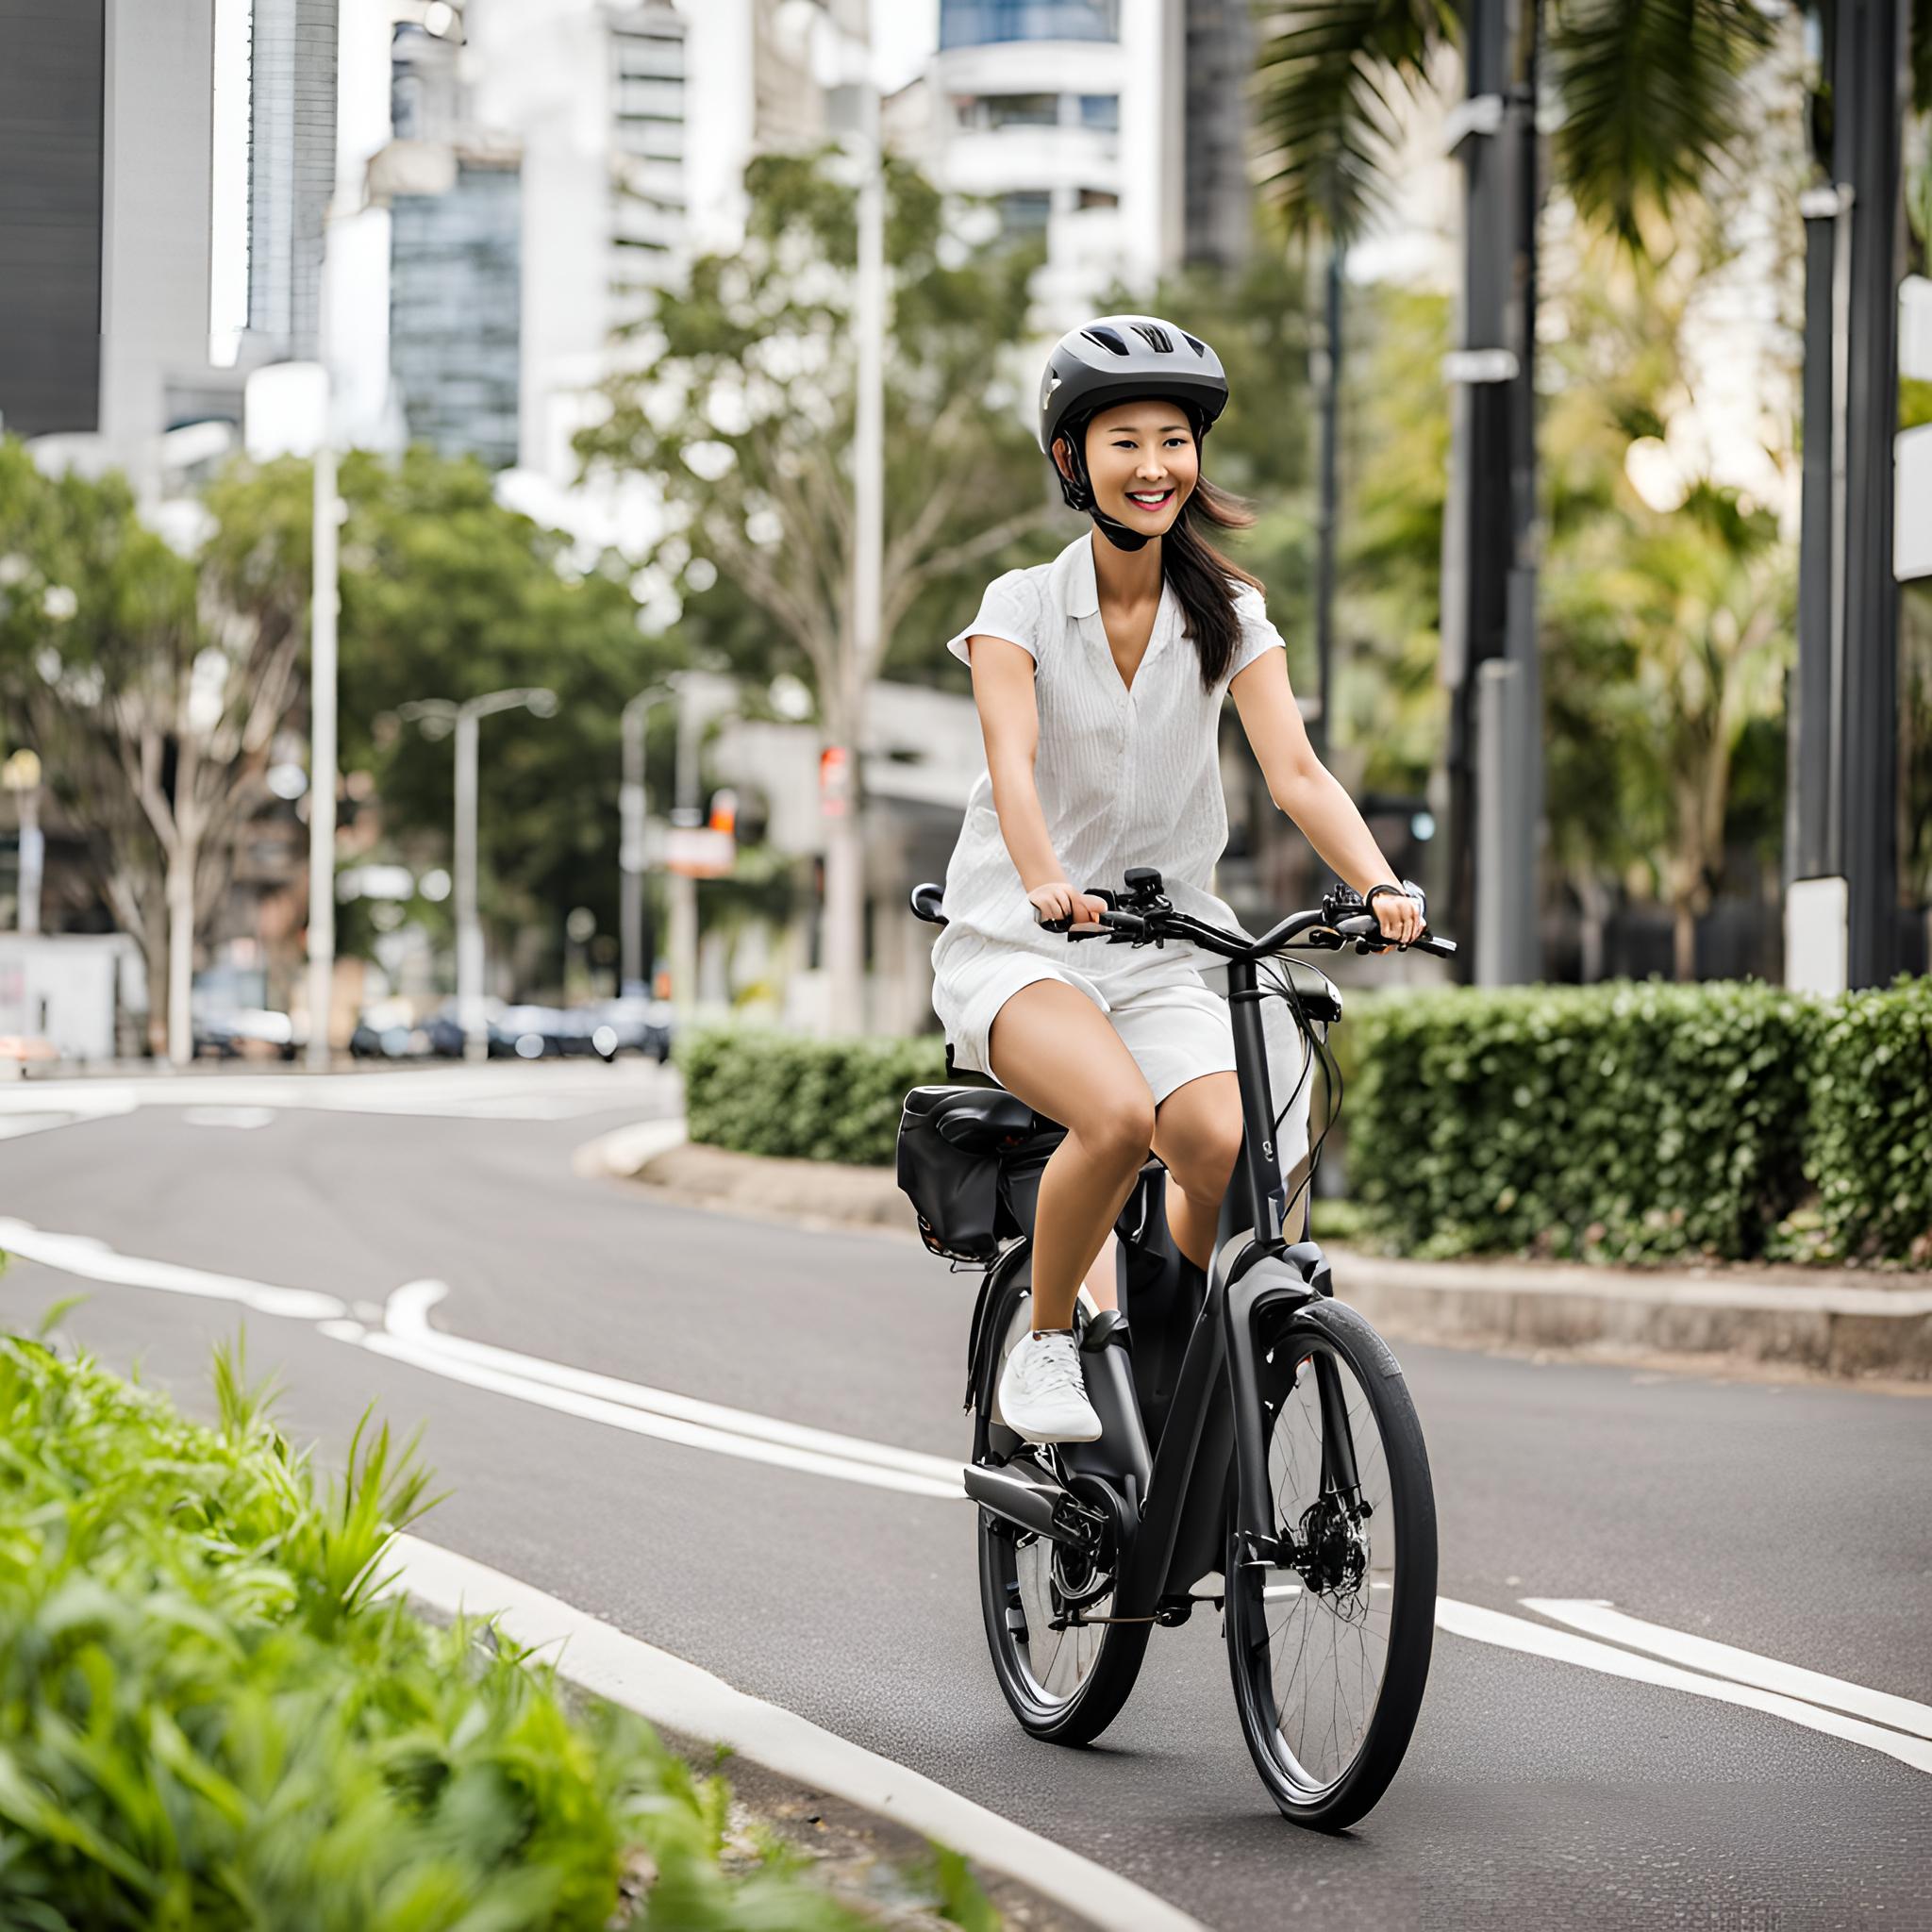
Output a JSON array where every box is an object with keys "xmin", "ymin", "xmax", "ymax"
[
  {"xmin": 0, "ymin": 0, "xmax": 219, "ymax": 498},
  {"xmin": 246, "ymin": 0, "xmax": 340, "ymax": 360},
  {"xmin": 385, "ymin": 25, "xmax": 522, "ymax": 469},
  {"xmin": 456, "ymin": 0, "xmax": 868, "ymax": 495},
  {"xmin": 926, "ymin": 0, "xmax": 1184, "ymax": 313}
]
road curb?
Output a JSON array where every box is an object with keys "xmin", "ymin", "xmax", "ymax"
[
  {"xmin": 393, "ymin": 1535, "xmax": 1201, "ymax": 1932},
  {"xmin": 577, "ymin": 1122, "xmax": 1932, "ymax": 1381}
]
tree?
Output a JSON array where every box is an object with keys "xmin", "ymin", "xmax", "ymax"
[
  {"xmin": 576, "ymin": 150, "xmax": 1058, "ymax": 1024},
  {"xmin": 1540, "ymin": 221, "xmax": 1797, "ymax": 978},
  {"xmin": 206, "ymin": 447, "xmax": 677, "ymax": 993},
  {"xmin": 1250, "ymin": 1, "xmax": 1820, "ymax": 249},
  {"xmin": 0, "ymin": 441, "xmax": 306, "ymax": 1060}
]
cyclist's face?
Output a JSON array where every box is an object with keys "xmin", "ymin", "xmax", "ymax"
[{"xmin": 1069, "ymin": 403, "xmax": 1198, "ymax": 536}]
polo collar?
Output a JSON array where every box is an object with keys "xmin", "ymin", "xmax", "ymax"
[{"xmin": 1056, "ymin": 534, "xmax": 1101, "ymax": 620}]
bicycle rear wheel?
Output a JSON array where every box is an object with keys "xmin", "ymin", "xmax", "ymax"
[
  {"xmin": 1224, "ymin": 1298, "xmax": 1436, "ymax": 1828},
  {"xmin": 975, "ymin": 1257, "xmax": 1150, "ymax": 1745}
]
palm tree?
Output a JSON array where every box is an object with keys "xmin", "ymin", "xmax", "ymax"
[
  {"xmin": 1250, "ymin": 0, "xmax": 1929, "ymax": 982},
  {"xmin": 1250, "ymin": 0, "xmax": 1793, "ymax": 252}
]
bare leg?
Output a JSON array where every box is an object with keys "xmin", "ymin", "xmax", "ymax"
[
  {"xmin": 1151, "ymin": 1072, "xmax": 1243, "ymax": 1272},
  {"xmin": 987, "ymin": 981, "xmax": 1156, "ymax": 1332}
]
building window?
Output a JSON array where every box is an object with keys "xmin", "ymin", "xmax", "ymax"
[
  {"xmin": 939, "ymin": 1, "xmax": 1119, "ymax": 51},
  {"xmin": 1077, "ymin": 92, "xmax": 1118, "ymax": 131},
  {"xmin": 982, "ymin": 92, "xmax": 1059, "ymax": 128},
  {"xmin": 997, "ymin": 191, "xmax": 1053, "ymax": 236},
  {"xmin": 1076, "ymin": 187, "xmax": 1118, "ymax": 209}
]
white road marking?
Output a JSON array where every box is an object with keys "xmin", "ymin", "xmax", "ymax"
[
  {"xmin": 0, "ymin": 1217, "xmax": 347, "ymax": 1324},
  {"xmin": 17, "ymin": 1205, "xmax": 1926, "ymax": 1790},
  {"xmin": 0, "ymin": 1066, "xmax": 674, "ymax": 1126},
  {"xmin": 1523, "ymin": 1598, "xmax": 1932, "ymax": 1742},
  {"xmin": 0, "ymin": 1114, "xmax": 86, "ymax": 1141},
  {"xmin": 180, "ymin": 1106, "xmax": 276, "ymax": 1130},
  {"xmin": 1436, "ymin": 1597, "xmax": 1932, "ymax": 1776},
  {"xmin": 382, "ymin": 1280, "xmax": 962, "ymax": 1489},
  {"xmin": 391, "ymin": 1534, "xmax": 1208, "ymax": 1932},
  {"xmin": 360, "ymin": 1327, "xmax": 959, "ymax": 1500}
]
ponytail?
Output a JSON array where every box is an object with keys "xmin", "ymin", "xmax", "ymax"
[{"xmin": 1165, "ymin": 475, "xmax": 1263, "ymax": 691}]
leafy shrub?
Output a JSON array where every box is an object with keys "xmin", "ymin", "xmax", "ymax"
[
  {"xmin": 0, "ymin": 1338, "xmax": 915, "ymax": 1930},
  {"xmin": 1346, "ymin": 981, "xmax": 1821, "ymax": 1263},
  {"xmin": 678, "ymin": 1025, "xmax": 946, "ymax": 1168},
  {"xmin": 1801, "ymin": 975, "xmax": 1932, "ymax": 1263}
]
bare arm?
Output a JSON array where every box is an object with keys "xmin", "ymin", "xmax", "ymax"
[
  {"xmin": 1229, "ymin": 648, "xmax": 1425, "ymax": 943},
  {"xmin": 965, "ymin": 634, "xmax": 1105, "ymax": 924}
]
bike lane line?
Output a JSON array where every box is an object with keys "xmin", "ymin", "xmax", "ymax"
[
  {"xmin": 1521, "ymin": 1598, "xmax": 1932, "ymax": 1740},
  {"xmin": 1435, "ymin": 1598, "xmax": 1932, "ymax": 1776},
  {"xmin": 15, "ymin": 1215, "xmax": 1932, "ymax": 1784},
  {"xmin": 392, "ymin": 1532, "xmax": 1208, "ymax": 1932}
]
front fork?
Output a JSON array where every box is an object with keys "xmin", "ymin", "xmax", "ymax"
[{"xmin": 1223, "ymin": 1240, "xmax": 1357, "ymax": 1574}]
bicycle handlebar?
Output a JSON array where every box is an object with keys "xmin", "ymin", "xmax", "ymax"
[{"xmin": 1036, "ymin": 875, "xmax": 1457, "ymax": 961}]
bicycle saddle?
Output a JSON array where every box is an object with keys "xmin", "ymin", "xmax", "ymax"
[{"xmin": 901, "ymin": 1084, "xmax": 1062, "ymax": 1153}]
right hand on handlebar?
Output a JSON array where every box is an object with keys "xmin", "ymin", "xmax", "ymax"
[{"xmin": 1028, "ymin": 881, "xmax": 1109, "ymax": 934}]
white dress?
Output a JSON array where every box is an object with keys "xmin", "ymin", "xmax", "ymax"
[{"xmin": 930, "ymin": 532, "xmax": 1291, "ymax": 1108}]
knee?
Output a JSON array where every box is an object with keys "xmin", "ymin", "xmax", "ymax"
[
  {"xmin": 1175, "ymin": 1116, "xmax": 1243, "ymax": 1205},
  {"xmin": 1074, "ymin": 1090, "xmax": 1157, "ymax": 1174}
]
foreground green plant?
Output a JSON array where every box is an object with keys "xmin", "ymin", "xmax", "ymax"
[{"xmin": 0, "ymin": 1337, "xmax": 984, "ymax": 1929}]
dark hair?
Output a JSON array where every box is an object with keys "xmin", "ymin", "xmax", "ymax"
[
  {"xmin": 1057, "ymin": 417, "xmax": 1264, "ymax": 691},
  {"xmin": 1162, "ymin": 475, "xmax": 1264, "ymax": 691}
]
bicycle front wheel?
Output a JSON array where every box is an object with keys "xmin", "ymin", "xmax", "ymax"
[{"xmin": 1224, "ymin": 1298, "xmax": 1436, "ymax": 1829}]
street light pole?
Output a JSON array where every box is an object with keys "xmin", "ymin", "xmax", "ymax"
[
  {"xmin": 401, "ymin": 686, "xmax": 557, "ymax": 1062},
  {"xmin": 620, "ymin": 682, "xmax": 674, "ymax": 997},
  {"xmin": 306, "ymin": 434, "xmax": 339, "ymax": 1069},
  {"xmin": 2, "ymin": 750, "xmax": 42, "ymax": 937}
]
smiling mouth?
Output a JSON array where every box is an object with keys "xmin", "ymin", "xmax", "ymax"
[{"xmin": 1124, "ymin": 488, "xmax": 1174, "ymax": 511}]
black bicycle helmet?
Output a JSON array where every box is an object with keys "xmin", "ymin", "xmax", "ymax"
[{"xmin": 1038, "ymin": 314, "xmax": 1230, "ymax": 551}]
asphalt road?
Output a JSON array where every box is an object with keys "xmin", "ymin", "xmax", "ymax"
[{"xmin": 6, "ymin": 1063, "xmax": 1929, "ymax": 1932}]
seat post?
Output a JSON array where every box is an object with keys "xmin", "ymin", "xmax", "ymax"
[{"xmin": 1226, "ymin": 956, "xmax": 1287, "ymax": 1246}]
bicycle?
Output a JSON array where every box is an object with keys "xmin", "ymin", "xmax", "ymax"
[{"xmin": 896, "ymin": 866, "xmax": 1457, "ymax": 1829}]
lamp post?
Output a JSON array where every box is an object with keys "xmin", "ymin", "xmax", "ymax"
[
  {"xmin": 2, "ymin": 750, "xmax": 42, "ymax": 936},
  {"xmin": 620, "ymin": 681, "xmax": 675, "ymax": 997},
  {"xmin": 400, "ymin": 687, "xmax": 557, "ymax": 1060}
]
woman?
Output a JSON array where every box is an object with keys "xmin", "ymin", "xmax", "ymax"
[{"xmin": 931, "ymin": 314, "xmax": 1423, "ymax": 1444}]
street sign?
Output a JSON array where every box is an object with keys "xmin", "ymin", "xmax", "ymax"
[{"xmin": 664, "ymin": 825, "xmax": 735, "ymax": 878}]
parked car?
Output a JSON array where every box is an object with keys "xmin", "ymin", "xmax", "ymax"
[
  {"xmin": 194, "ymin": 1008, "xmax": 297, "ymax": 1060},
  {"xmin": 591, "ymin": 996, "xmax": 674, "ymax": 1062}
]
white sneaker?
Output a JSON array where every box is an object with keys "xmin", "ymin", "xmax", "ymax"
[{"xmin": 996, "ymin": 1329, "xmax": 1102, "ymax": 1444}]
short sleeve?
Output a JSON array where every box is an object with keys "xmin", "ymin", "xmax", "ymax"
[
  {"xmin": 1225, "ymin": 584, "xmax": 1287, "ymax": 682},
  {"xmin": 944, "ymin": 570, "xmax": 1039, "ymax": 668}
]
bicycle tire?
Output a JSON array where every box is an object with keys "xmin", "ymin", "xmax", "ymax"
[
  {"xmin": 974, "ymin": 1249, "xmax": 1151, "ymax": 1745},
  {"xmin": 1224, "ymin": 1298, "xmax": 1436, "ymax": 1828}
]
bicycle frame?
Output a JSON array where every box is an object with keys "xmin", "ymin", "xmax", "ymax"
[{"xmin": 969, "ymin": 948, "xmax": 1345, "ymax": 1622}]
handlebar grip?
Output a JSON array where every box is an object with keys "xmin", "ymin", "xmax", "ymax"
[
  {"xmin": 1036, "ymin": 910, "xmax": 1074, "ymax": 934},
  {"xmin": 1339, "ymin": 912, "xmax": 1457, "ymax": 958}
]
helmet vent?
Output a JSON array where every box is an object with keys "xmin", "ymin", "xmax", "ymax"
[
  {"xmin": 1181, "ymin": 330, "xmax": 1207, "ymax": 357},
  {"xmin": 1082, "ymin": 325, "xmax": 1131, "ymax": 357},
  {"xmin": 1130, "ymin": 323, "xmax": 1174, "ymax": 353}
]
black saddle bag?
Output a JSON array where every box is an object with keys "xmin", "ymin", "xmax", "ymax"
[{"xmin": 897, "ymin": 1084, "xmax": 1057, "ymax": 1264}]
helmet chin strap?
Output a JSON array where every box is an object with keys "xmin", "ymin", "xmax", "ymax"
[
  {"xmin": 1055, "ymin": 435, "xmax": 1154, "ymax": 552},
  {"xmin": 1056, "ymin": 413, "xmax": 1209, "ymax": 554}
]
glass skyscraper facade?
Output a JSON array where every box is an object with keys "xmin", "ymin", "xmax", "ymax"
[
  {"xmin": 388, "ymin": 25, "xmax": 522, "ymax": 471},
  {"xmin": 939, "ymin": 1, "xmax": 1120, "ymax": 47}
]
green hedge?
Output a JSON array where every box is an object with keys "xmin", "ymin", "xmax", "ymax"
[
  {"xmin": 1346, "ymin": 982, "xmax": 1819, "ymax": 1263},
  {"xmin": 678, "ymin": 1026, "xmax": 945, "ymax": 1168},
  {"xmin": 1346, "ymin": 977, "xmax": 1932, "ymax": 1266},
  {"xmin": 0, "ymin": 1336, "xmax": 951, "ymax": 1930},
  {"xmin": 677, "ymin": 977, "xmax": 1931, "ymax": 1265},
  {"xmin": 1800, "ymin": 975, "xmax": 1932, "ymax": 1264}
]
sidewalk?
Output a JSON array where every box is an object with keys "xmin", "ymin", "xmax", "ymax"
[{"xmin": 580, "ymin": 1120, "xmax": 1932, "ymax": 1385}]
